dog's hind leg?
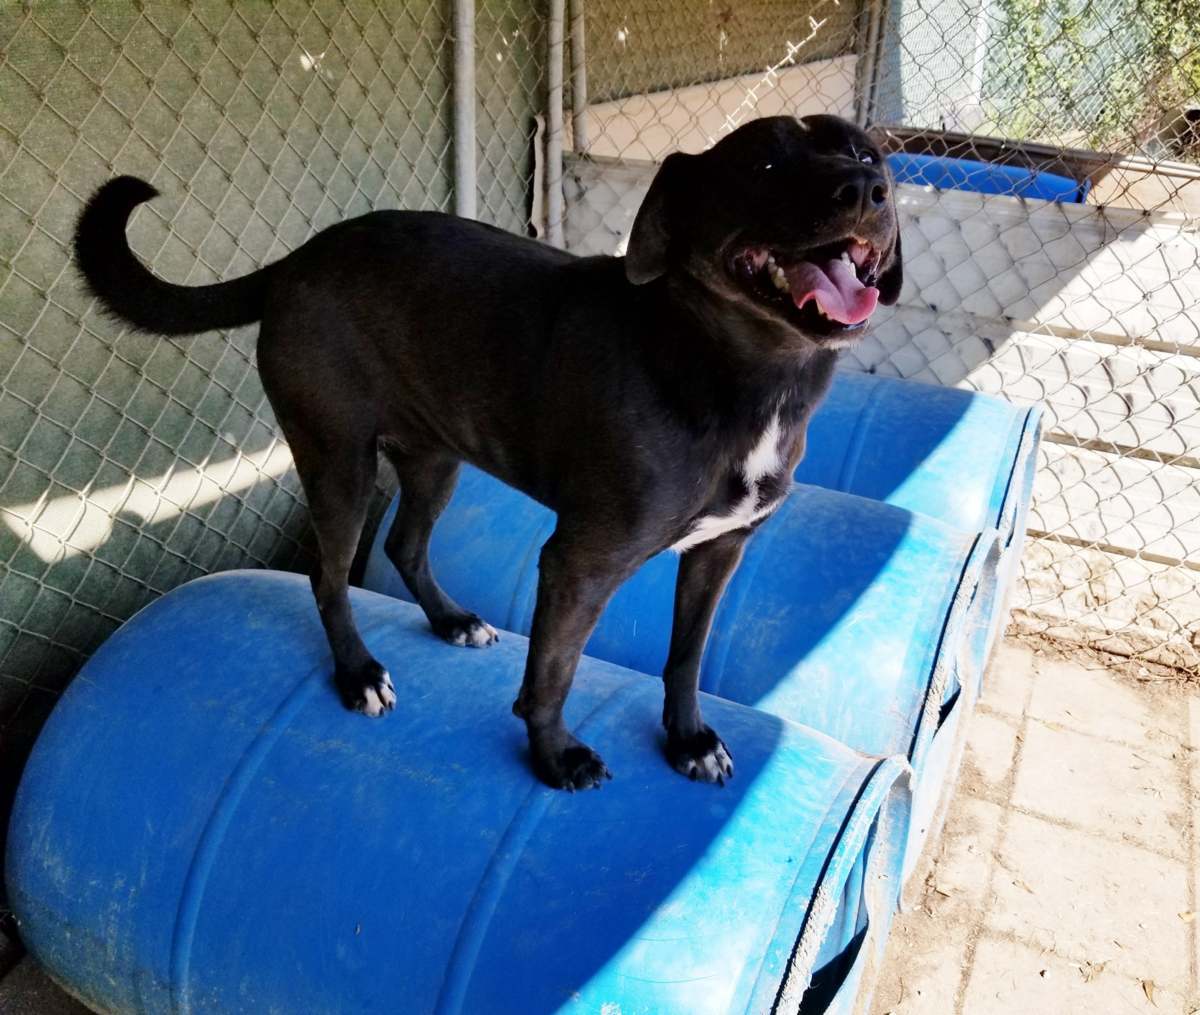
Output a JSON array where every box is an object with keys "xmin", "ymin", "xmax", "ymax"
[
  {"xmin": 290, "ymin": 432, "xmax": 396, "ymax": 717},
  {"xmin": 382, "ymin": 450, "xmax": 499, "ymax": 648},
  {"xmin": 661, "ymin": 531, "xmax": 744, "ymax": 784}
]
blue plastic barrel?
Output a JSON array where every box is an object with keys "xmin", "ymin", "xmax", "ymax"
[
  {"xmin": 796, "ymin": 370, "xmax": 1043, "ymax": 678},
  {"xmin": 8, "ymin": 570, "xmax": 912, "ymax": 1015},
  {"xmin": 887, "ymin": 152, "xmax": 1090, "ymax": 204},
  {"xmin": 363, "ymin": 473, "xmax": 996, "ymax": 879}
]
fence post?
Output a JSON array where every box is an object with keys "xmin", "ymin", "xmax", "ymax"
[
  {"xmin": 546, "ymin": 0, "xmax": 566, "ymax": 247},
  {"xmin": 453, "ymin": 0, "xmax": 477, "ymax": 220},
  {"xmin": 569, "ymin": 0, "xmax": 589, "ymax": 153},
  {"xmin": 856, "ymin": 0, "xmax": 886, "ymax": 127}
]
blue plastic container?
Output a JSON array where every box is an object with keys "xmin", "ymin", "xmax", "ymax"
[
  {"xmin": 887, "ymin": 152, "xmax": 1090, "ymax": 204},
  {"xmin": 8, "ymin": 570, "xmax": 912, "ymax": 1015},
  {"xmin": 796, "ymin": 371, "xmax": 1043, "ymax": 679},
  {"xmin": 364, "ymin": 473, "xmax": 995, "ymax": 879}
]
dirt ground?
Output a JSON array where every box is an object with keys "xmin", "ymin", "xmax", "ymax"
[{"xmin": 872, "ymin": 636, "xmax": 1200, "ymax": 1014}]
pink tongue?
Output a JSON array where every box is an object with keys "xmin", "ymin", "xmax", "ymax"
[{"xmin": 785, "ymin": 258, "xmax": 879, "ymax": 325}]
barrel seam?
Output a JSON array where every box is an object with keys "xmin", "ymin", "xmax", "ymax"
[
  {"xmin": 432, "ymin": 673, "xmax": 643, "ymax": 1015},
  {"xmin": 167, "ymin": 667, "xmax": 324, "ymax": 1013}
]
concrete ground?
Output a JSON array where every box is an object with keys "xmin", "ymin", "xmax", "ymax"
[
  {"xmin": 873, "ymin": 637, "xmax": 1200, "ymax": 1015},
  {"xmin": 2, "ymin": 636, "xmax": 1197, "ymax": 1013}
]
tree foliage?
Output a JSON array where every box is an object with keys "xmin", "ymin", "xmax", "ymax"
[{"xmin": 984, "ymin": 0, "xmax": 1200, "ymax": 156}]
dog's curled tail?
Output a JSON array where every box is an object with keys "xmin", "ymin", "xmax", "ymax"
[{"xmin": 75, "ymin": 176, "xmax": 272, "ymax": 336}]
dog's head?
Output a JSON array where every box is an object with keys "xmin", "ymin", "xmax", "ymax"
[{"xmin": 626, "ymin": 115, "xmax": 903, "ymax": 348}]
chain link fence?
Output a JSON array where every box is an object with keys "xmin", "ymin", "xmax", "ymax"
[
  {"xmin": 0, "ymin": 0, "xmax": 545, "ymax": 842},
  {"xmin": 1, "ymin": 0, "xmax": 1199, "ymax": 916},
  {"xmin": 563, "ymin": 0, "xmax": 1200, "ymax": 673}
]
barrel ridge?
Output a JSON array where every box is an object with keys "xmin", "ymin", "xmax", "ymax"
[
  {"xmin": 168, "ymin": 669, "xmax": 323, "ymax": 1013},
  {"xmin": 905, "ymin": 528, "xmax": 997, "ymax": 771},
  {"xmin": 765, "ymin": 756, "xmax": 911, "ymax": 1014},
  {"xmin": 702, "ymin": 490, "xmax": 802, "ymax": 699},
  {"xmin": 832, "ymin": 376, "xmax": 884, "ymax": 493},
  {"xmin": 432, "ymin": 676, "xmax": 641, "ymax": 1015}
]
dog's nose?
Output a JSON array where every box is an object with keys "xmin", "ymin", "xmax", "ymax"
[{"xmin": 833, "ymin": 170, "xmax": 889, "ymax": 212}]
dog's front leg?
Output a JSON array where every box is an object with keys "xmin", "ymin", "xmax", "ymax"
[
  {"xmin": 662, "ymin": 531, "xmax": 746, "ymax": 784},
  {"xmin": 512, "ymin": 528, "xmax": 638, "ymax": 790}
]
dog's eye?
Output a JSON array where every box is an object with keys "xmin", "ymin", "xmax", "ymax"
[
  {"xmin": 754, "ymin": 160, "xmax": 773, "ymax": 172},
  {"xmin": 859, "ymin": 152, "xmax": 875, "ymax": 165}
]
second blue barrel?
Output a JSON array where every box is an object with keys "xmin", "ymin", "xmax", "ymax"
[
  {"xmin": 363, "ymin": 470, "xmax": 996, "ymax": 878},
  {"xmin": 797, "ymin": 370, "xmax": 1043, "ymax": 678}
]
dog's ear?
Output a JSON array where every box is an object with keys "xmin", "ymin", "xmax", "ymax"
[
  {"xmin": 876, "ymin": 229, "xmax": 903, "ymax": 305},
  {"xmin": 626, "ymin": 152, "xmax": 693, "ymax": 285}
]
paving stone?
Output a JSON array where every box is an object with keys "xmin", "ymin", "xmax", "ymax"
[
  {"xmin": 1028, "ymin": 655, "xmax": 1185, "ymax": 757},
  {"xmin": 1013, "ymin": 719, "xmax": 1188, "ymax": 858},
  {"xmin": 877, "ymin": 641, "xmax": 1199, "ymax": 1012},
  {"xmin": 869, "ymin": 911, "xmax": 969, "ymax": 1015},
  {"xmin": 987, "ymin": 811, "xmax": 1190, "ymax": 985},
  {"xmin": 978, "ymin": 640, "xmax": 1035, "ymax": 718},
  {"xmin": 963, "ymin": 934, "xmax": 1187, "ymax": 1014},
  {"xmin": 923, "ymin": 798, "xmax": 1004, "ymax": 911},
  {"xmin": 961, "ymin": 712, "xmax": 1019, "ymax": 802},
  {"xmin": 1189, "ymin": 696, "xmax": 1200, "ymax": 998}
]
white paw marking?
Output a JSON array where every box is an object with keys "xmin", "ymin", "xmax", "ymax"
[
  {"xmin": 673, "ymin": 410, "xmax": 787, "ymax": 552},
  {"xmin": 360, "ymin": 672, "xmax": 396, "ymax": 718},
  {"xmin": 448, "ymin": 619, "xmax": 498, "ymax": 648},
  {"xmin": 466, "ymin": 620, "xmax": 498, "ymax": 647},
  {"xmin": 682, "ymin": 742, "xmax": 734, "ymax": 783}
]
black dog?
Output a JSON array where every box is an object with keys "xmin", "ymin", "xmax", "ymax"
[{"xmin": 75, "ymin": 114, "xmax": 902, "ymax": 790}]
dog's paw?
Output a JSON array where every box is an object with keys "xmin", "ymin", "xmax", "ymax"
[
  {"xmin": 666, "ymin": 725, "xmax": 734, "ymax": 785},
  {"xmin": 434, "ymin": 612, "xmax": 499, "ymax": 648},
  {"xmin": 533, "ymin": 742, "xmax": 613, "ymax": 791},
  {"xmin": 335, "ymin": 661, "xmax": 396, "ymax": 718}
]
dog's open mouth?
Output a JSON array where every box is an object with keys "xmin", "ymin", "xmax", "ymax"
[{"xmin": 731, "ymin": 238, "xmax": 882, "ymax": 335}]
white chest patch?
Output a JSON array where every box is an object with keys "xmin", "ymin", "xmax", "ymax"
[{"xmin": 672, "ymin": 413, "xmax": 787, "ymax": 553}]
